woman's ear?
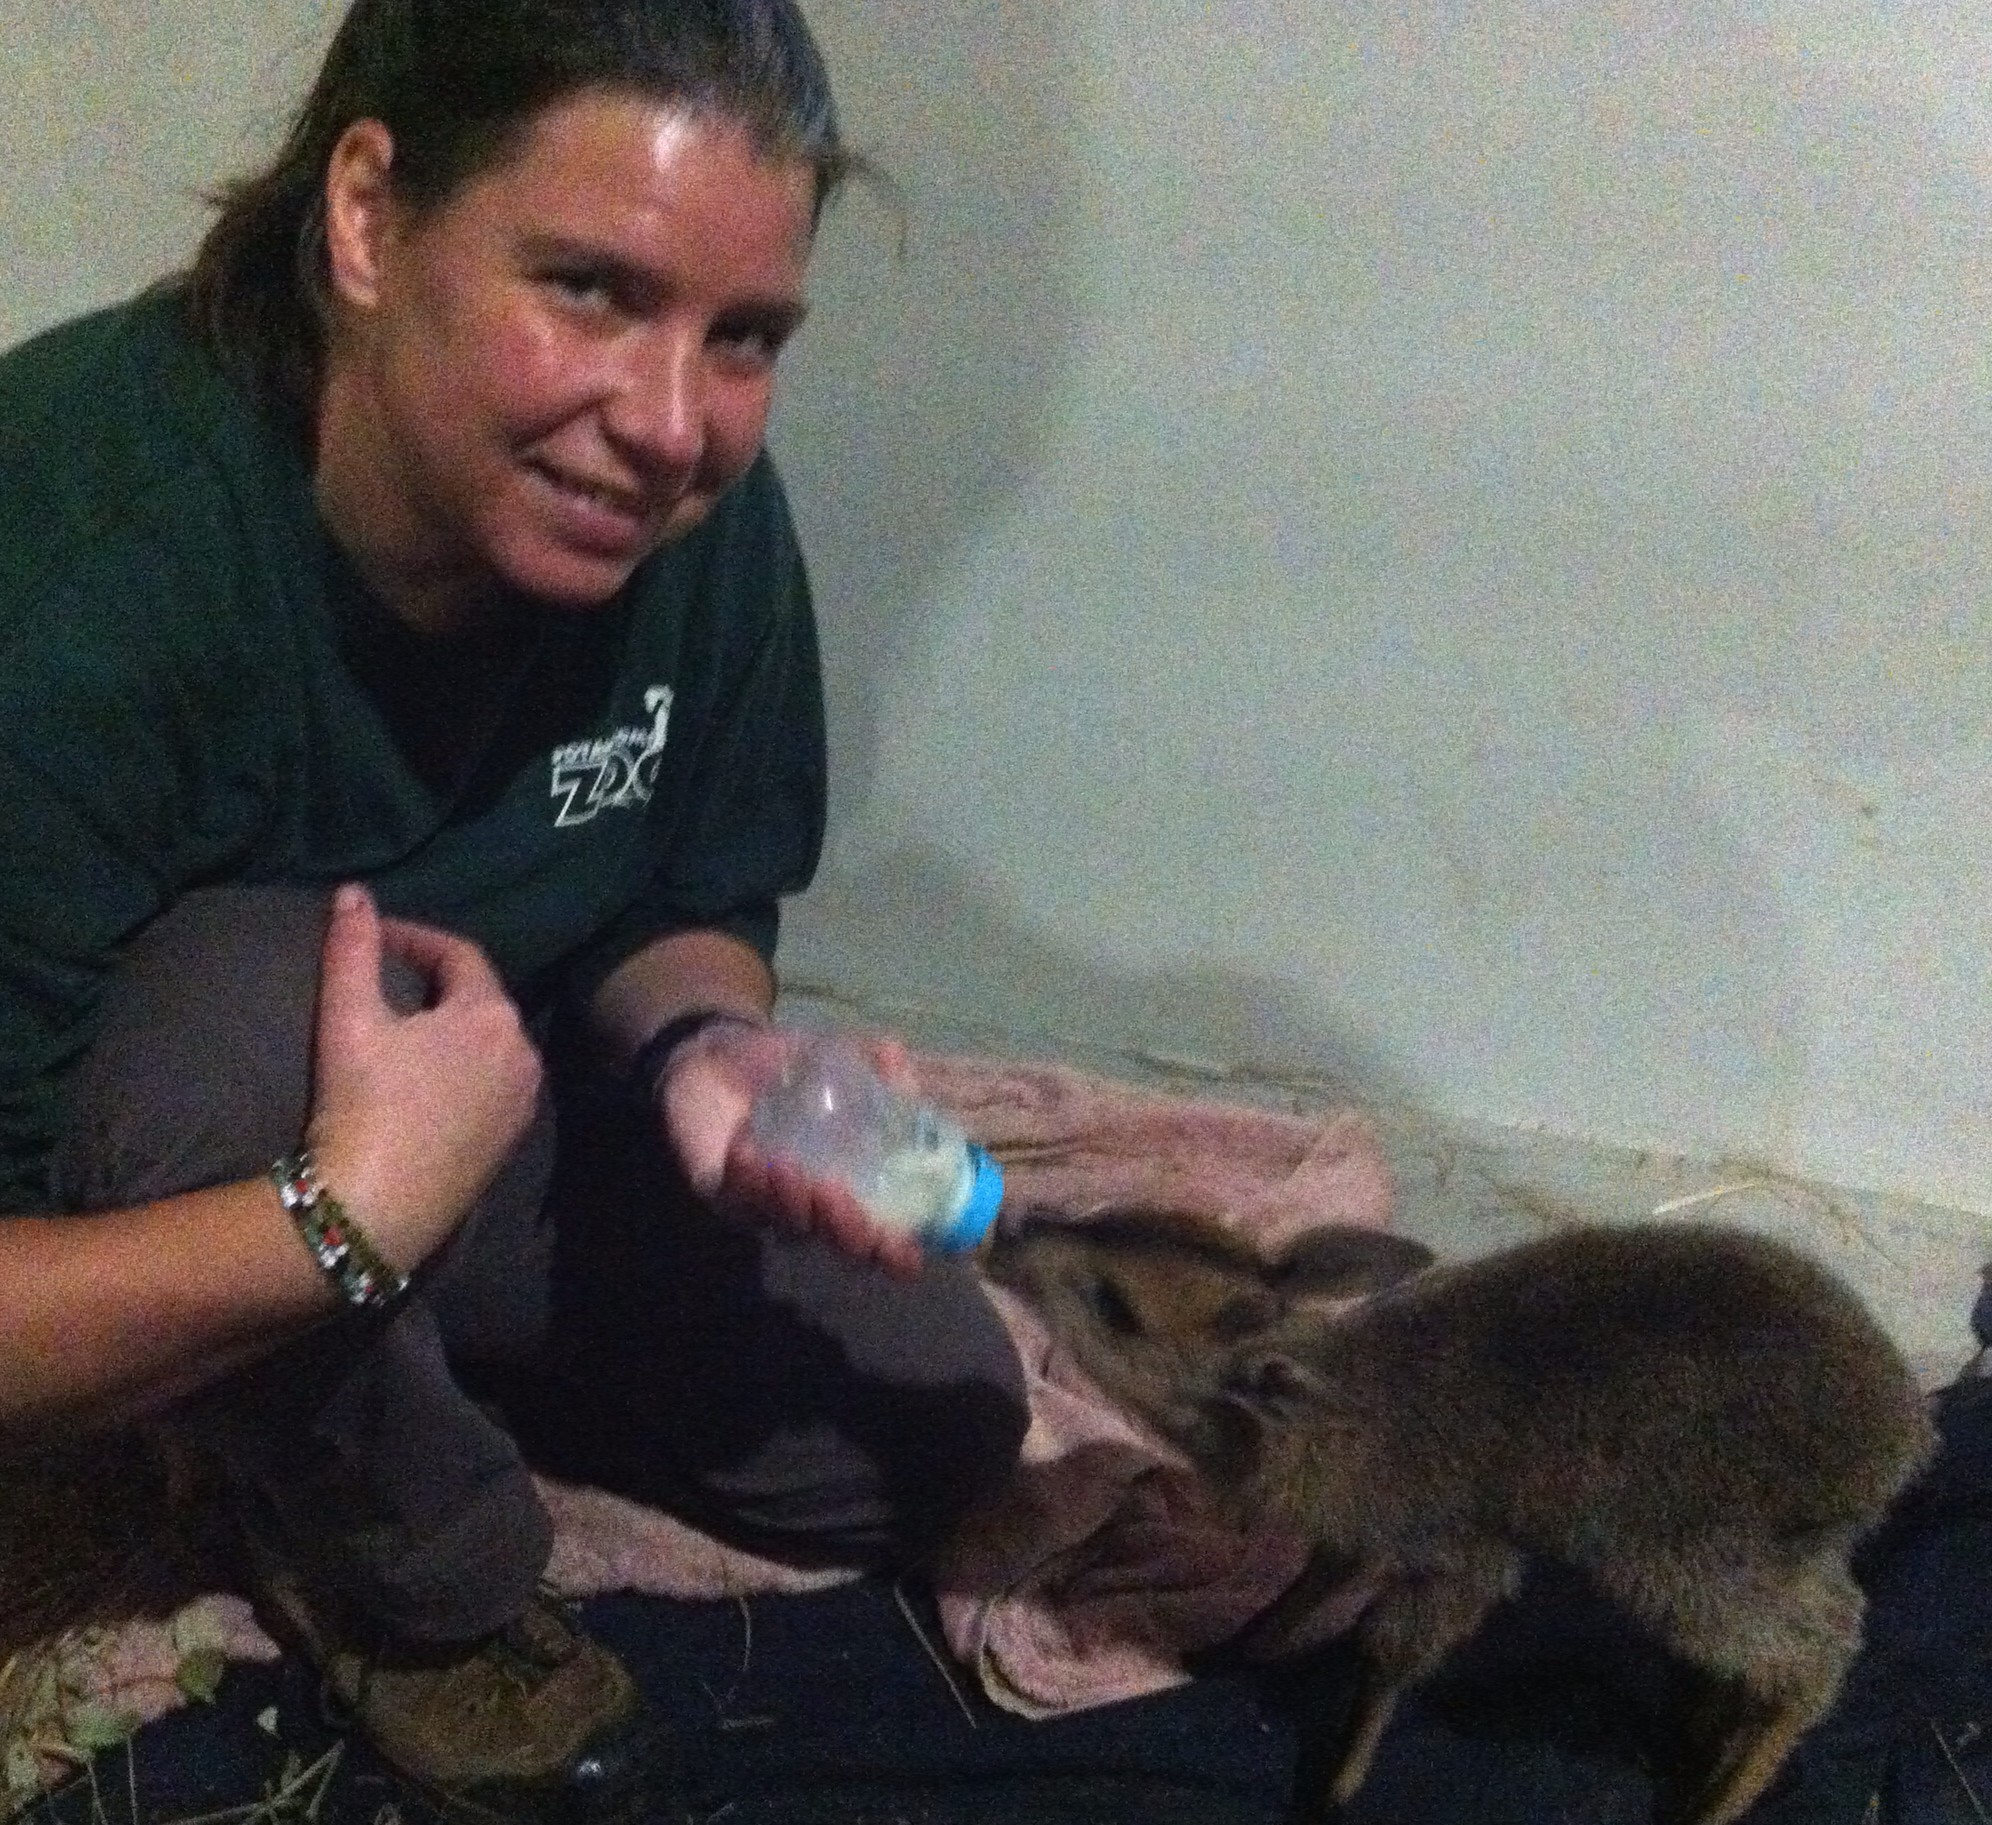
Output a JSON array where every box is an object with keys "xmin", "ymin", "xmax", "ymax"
[{"xmin": 322, "ymin": 118, "xmax": 399, "ymax": 312}]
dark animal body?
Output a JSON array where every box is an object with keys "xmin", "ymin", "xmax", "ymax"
[{"xmin": 985, "ymin": 1212, "xmax": 1936, "ymax": 1825}]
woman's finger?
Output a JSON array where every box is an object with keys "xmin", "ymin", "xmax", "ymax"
[
  {"xmin": 377, "ymin": 914, "xmax": 508, "ymax": 1003},
  {"xmin": 865, "ymin": 1036, "xmax": 918, "ymax": 1095}
]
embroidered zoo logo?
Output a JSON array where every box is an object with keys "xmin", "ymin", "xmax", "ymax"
[{"xmin": 549, "ymin": 685, "xmax": 674, "ymax": 827}]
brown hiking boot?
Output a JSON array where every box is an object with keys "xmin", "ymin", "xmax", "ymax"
[{"xmin": 255, "ymin": 1567, "xmax": 651, "ymax": 1820}]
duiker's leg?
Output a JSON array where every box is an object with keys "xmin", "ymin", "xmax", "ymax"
[
  {"xmin": 1663, "ymin": 1677, "xmax": 1844, "ymax": 1825},
  {"xmin": 1616, "ymin": 1553, "xmax": 1862, "ymax": 1825},
  {"xmin": 1233, "ymin": 1547, "xmax": 1378, "ymax": 1661},
  {"xmin": 1313, "ymin": 1545, "xmax": 1518, "ymax": 1814}
]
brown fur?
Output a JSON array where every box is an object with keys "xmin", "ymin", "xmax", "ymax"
[{"xmin": 985, "ymin": 1210, "xmax": 1936, "ymax": 1825}]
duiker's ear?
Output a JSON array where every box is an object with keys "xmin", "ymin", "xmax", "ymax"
[
  {"xmin": 1226, "ymin": 1351, "xmax": 1323, "ymax": 1424},
  {"xmin": 1273, "ymin": 1227, "xmax": 1433, "ymax": 1302}
]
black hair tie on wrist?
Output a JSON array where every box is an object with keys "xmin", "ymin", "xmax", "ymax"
[{"xmin": 627, "ymin": 1009, "xmax": 758, "ymax": 1104}]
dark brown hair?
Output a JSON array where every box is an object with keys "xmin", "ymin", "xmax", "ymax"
[{"xmin": 184, "ymin": 0, "xmax": 857, "ymax": 427}]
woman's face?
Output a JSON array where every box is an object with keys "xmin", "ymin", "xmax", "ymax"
[{"xmin": 318, "ymin": 90, "xmax": 817, "ymax": 624}]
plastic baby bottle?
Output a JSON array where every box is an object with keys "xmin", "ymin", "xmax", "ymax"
[{"xmin": 745, "ymin": 1035, "xmax": 1004, "ymax": 1252}]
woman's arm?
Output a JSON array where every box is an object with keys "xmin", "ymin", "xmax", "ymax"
[
  {"xmin": 588, "ymin": 927, "xmax": 924, "ymax": 1279},
  {"xmin": 0, "ymin": 1177, "xmax": 336, "ymax": 1437},
  {"xmin": 0, "ymin": 886, "xmax": 543, "ymax": 1440},
  {"xmin": 588, "ymin": 925, "xmax": 777, "ymax": 1068}
]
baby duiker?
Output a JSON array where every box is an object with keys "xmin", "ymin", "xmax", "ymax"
[{"xmin": 985, "ymin": 1210, "xmax": 1935, "ymax": 1825}]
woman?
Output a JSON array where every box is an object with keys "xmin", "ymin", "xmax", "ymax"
[{"xmin": 0, "ymin": 0, "xmax": 1027, "ymax": 1812}]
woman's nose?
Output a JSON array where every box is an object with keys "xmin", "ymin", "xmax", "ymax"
[{"xmin": 605, "ymin": 337, "xmax": 705, "ymax": 475}]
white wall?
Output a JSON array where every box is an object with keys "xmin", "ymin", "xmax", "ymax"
[
  {"xmin": 779, "ymin": 0, "xmax": 1992, "ymax": 1215},
  {"xmin": 0, "ymin": 4, "xmax": 337, "ymax": 349},
  {"xmin": 7, "ymin": 1, "xmax": 1990, "ymax": 1214}
]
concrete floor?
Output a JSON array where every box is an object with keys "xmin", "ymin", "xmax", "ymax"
[{"xmin": 781, "ymin": 986, "xmax": 1991, "ymax": 1391}]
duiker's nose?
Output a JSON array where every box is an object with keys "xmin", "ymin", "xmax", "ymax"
[
  {"xmin": 989, "ymin": 1204, "xmax": 1053, "ymax": 1248},
  {"xmin": 992, "ymin": 1195, "xmax": 1067, "ymax": 1251}
]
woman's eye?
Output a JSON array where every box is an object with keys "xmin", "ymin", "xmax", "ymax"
[
  {"xmin": 711, "ymin": 309, "xmax": 801, "ymax": 371},
  {"xmin": 711, "ymin": 325, "xmax": 781, "ymax": 370},
  {"xmin": 547, "ymin": 270, "xmax": 616, "ymax": 310}
]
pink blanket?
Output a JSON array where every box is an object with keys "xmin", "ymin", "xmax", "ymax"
[{"xmin": 40, "ymin": 1050, "xmax": 1394, "ymax": 1770}]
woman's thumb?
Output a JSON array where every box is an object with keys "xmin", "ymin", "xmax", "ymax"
[{"xmin": 315, "ymin": 882, "xmax": 384, "ymax": 1044}]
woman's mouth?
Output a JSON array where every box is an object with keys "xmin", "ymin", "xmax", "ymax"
[{"xmin": 528, "ymin": 460, "xmax": 656, "ymax": 547}]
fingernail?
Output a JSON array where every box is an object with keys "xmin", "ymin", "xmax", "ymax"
[{"xmin": 334, "ymin": 883, "xmax": 366, "ymax": 913}]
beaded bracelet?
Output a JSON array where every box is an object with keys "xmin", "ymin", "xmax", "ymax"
[{"xmin": 270, "ymin": 1151, "xmax": 411, "ymax": 1314}]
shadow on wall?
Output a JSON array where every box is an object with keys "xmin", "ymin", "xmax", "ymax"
[
  {"xmin": 783, "ymin": 838, "xmax": 1422, "ymax": 1114},
  {"xmin": 770, "ymin": 1, "xmax": 1087, "ymax": 826}
]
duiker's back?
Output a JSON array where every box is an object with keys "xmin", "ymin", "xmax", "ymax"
[{"xmin": 1262, "ymin": 1222, "xmax": 1931, "ymax": 1558}]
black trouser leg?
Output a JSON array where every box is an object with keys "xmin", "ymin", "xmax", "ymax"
[
  {"xmin": 50, "ymin": 882, "xmax": 1028, "ymax": 1619},
  {"xmin": 493, "ymin": 1067, "xmax": 1030, "ymax": 1572},
  {"xmin": 48, "ymin": 886, "xmax": 557, "ymax": 1644}
]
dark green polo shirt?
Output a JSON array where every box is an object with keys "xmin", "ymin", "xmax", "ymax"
[{"xmin": 0, "ymin": 286, "xmax": 826, "ymax": 1212}]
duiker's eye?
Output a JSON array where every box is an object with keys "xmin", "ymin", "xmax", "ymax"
[
  {"xmin": 1214, "ymin": 1292, "xmax": 1279, "ymax": 1342},
  {"xmin": 1085, "ymin": 1275, "xmax": 1145, "ymax": 1337}
]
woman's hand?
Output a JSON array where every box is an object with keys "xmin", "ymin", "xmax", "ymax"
[
  {"xmin": 303, "ymin": 883, "xmax": 542, "ymax": 1270},
  {"xmin": 659, "ymin": 1021, "xmax": 925, "ymax": 1281}
]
